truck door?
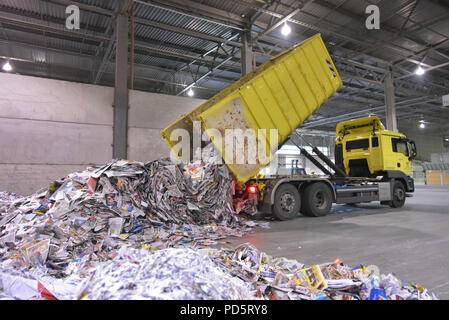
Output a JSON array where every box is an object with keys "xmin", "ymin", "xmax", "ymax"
[{"xmin": 391, "ymin": 138, "xmax": 412, "ymax": 175}]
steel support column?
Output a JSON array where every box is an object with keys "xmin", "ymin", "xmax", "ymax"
[
  {"xmin": 241, "ymin": 28, "xmax": 253, "ymax": 76},
  {"xmin": 113, "ymin": 5, "xmax": 129, "ymax": 159},
  {"xmin": 384, "ymin": 70, "xmax": 398, "ymax": 132}
]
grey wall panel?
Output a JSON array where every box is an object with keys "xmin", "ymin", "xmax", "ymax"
[
  {"xmin": 129, "ymin": 90, "xmax": 204, "ymax": 129},
  {"xmin": 0, "ymin": 73, "xmax": 114, "ymax": 195},
  {"xmin": 128, "ymin": 127, "xmax": 172, "ymax": 162},
  {"xmin": 128, "ymin": 90, "xmax": 205, "ymax": 162},
  {"xmin": 0, "ymin": 73, "xmax": 113, "ymax": 125},
  {"xmin": 0, "ymin": 74, "xmax": 208, "ymax": 194},
  {"xmin": 0, "ymin": 118, "xmax": 112, "ymax": 164}
]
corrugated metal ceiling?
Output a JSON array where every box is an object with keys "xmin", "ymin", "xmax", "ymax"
[{"xmin": 0, "ymin": 0, "xmax": 447, "ymax": 124}]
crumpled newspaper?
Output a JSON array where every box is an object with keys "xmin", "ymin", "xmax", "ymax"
[
  {"xmin": 0, "ymin": 159, "xmax": 259, "ymax": 277},
  {"xmin": 0, "ymin": 243, "xmax": 438, "ymax": 300},
  {"xmin": 77, "ymin": 247, "xmax": 254, "ymax": 300},
  {"xmin": 207, "ymin": 243, "xmax": 438, "ymax": 300},
  {"xmin": 0, "ymin": 159, "xmax": 438, "ymax": 301}
]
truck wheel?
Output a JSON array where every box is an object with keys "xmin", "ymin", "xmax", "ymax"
[
  {"xmin": 389, "ymin": 181, "xmax": 406, "ymax": 208},
  {"xmin": 273, "ymin": 183, "xmax": 301, "ymax": 220},
  {"xmin": 302, "ymin": 182, "xmax": 332, "ymax": 217}
]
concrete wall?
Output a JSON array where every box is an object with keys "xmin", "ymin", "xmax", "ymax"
[
  {"xmin": 128, "ymin": 90, "xmax": 205, "ymax": 162},
  {"xmin": 431, "ymin": 153, "xmax": 449, "ymax": 163},
  {"xmin": 0, "ymin": 73, "xmax": 114, "ymax": 195},
  {"xmin": 0, "ymin": 73, "xmax": 204, "ymax": 195}
]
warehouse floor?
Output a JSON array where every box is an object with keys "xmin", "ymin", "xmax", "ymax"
[{"xmin": 224, "ymin": 185, "xmax": 449, "ymax": 299}]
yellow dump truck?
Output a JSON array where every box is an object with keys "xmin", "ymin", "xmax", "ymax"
[{"xmin": 161, "ymin": 34, "xmax": 416, "ymax": 220}]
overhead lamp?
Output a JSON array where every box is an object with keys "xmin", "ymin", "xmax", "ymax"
[
  {"xmin": 281, "ymin": 23, "xmax": 291, "ymax": 36},
  {"xmin": 415, "ymin": 66, "xmax": 425, "ymax": 76},
  {"xmin": 445, "ymin": 138, "xmax": 449, "ymax": 142},
  {"xmin": 419, "ymin": 122, "xmax": 425, "ymax": 129},
  {"xmin": 2, "ymin": 61, "xmax": 12, "ymax": 72},
  {"xmin": 187, "ymin": 88, "xmax": 194, "ymax": 97}
]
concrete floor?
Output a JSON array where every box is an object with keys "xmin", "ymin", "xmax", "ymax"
[{"xmin": 224, "ymin": 185, "xmax": 449, "ymax": 299}]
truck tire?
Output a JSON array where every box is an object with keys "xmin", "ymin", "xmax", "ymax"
[
  {"xmin": 273, "ymin": 183, "xmax": 301, "ymax": 221},
  {"xmin": 302, "ymin": 182, "xmax": 332, "ymax": 217},
  {"xmin": 389, "ymin": 181, "xmax": 406, "ymax": 208}
]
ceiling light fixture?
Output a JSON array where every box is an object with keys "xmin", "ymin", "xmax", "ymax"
[
  {"xmin": 415, "ymin": 66, "xmax": 425, "ymax": 76},
  {"xmin": 187, "ymin": 88, "xmax": 194, "ymax": 97},
  {"xmin": 419, "ymin": 122, "xmax": 425, "ymax": 129},
  {"xmin": 281, "ymin": 23, "xmax": 291, "ymax": 36},
  {"xmin": 2, "ymin": 61, "xmax": 12, "ymax": 72}
]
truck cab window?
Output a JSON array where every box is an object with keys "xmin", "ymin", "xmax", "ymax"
[
  {"xmin": 392, "ymin": 138, "xmax": 409, "ymax": 157},
  {"xmin": 346, "ymin": 139, "xmax": 369, "ymax": 151}
]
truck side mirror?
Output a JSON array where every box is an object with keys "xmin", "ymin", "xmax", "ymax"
[{"xmin": 409, "ymin": 141, "xmax": 417, "ymax": 159}]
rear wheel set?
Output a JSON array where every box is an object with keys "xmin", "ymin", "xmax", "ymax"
[
  {"xmin": 301, "ymin": 182, "xmax": 333, "ymax": 217},
  {"xmin": 272, "ymin": 184, "xmax": 301, "ymax": 221},
  {"xmin": 273, "ymin": 182, "xmax": 333, "ymax": 220}
]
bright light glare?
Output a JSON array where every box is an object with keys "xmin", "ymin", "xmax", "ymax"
[
  {"xmin": 419, "ymin": 123, "xmax": 425, "ymax": 129},
  {"xmin": 281, "ymin": 23, "xmax": 291, "ymax": 36},
  {"xmin": 187, "ymin": 89, "xmax": 194, "ymax": 97},
  {"xmin": 415, "ymin": 66, "xmax": 425, "ymax": 76},
  {"xmin": 2, "ymin": 61, "xmax": 12, "ymax": 72},
  {"xmin": 248, "ymin": 186, "xmax": 258, "ymax": 194}
]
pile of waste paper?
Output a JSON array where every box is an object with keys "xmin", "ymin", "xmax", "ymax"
[
  {"xmin": 0, "ymin": 159, "xmax": 438, "ymax": 300},
  {"xmin": 208, "ymin": 243, "xmax": 437, "ymax": 300},
  {"xmin": 0, "ymin": 159, "xmax": 257, "ymax": 279},
  {"xmin": 0, "ymin": 243, "xmax": 437, "ymax": 300},
  {"xmin": 77, "ymin": 247, "xmax": 254, "ymax": 300}
]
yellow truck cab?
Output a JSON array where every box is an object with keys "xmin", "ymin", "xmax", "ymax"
[{"xmin": 335, "ymin": 116, "xmax": 417, "ymax": 196}]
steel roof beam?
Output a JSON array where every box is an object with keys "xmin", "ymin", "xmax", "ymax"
[
  {"xmin": 365, "ymin": 0, "xmax": 449, "ymax": 44},
  {"xmin": 395, "ymin": 61, "xmax": 449, "ymax": 81},
  {"xmin": 46, "ymin": 0, "xmax": 244, "ymax": 48},
  {"xmin": 1, "ymin": 38, "xmax": 225, "ymax": 95},
  {"xmin": 301, "ymin": 97, "xmax": 440, "ymax": 128},
  {"xmin": 0, "ymin": 13, "xmax": 244, "ymax": 70},
  {"xmin": 314, "ymin": 0, "xmax": 449, "ymax": 58},
  {"xmin": 0, "ymin": 14, "xmax": 110, "ymax": 43},
  {"xmin": 252, "ymin": 1, "xmax": 306, "ymax": 42},
  {"xmin": 296, "ymin": 0, "xmax": 449, "ymax": 77},
  {"xmin": 44, "ymin": 0, "xmax": 113, "ymax": 16},
  {"xmin": 133, "ymin": 17, "xmax": 242, "ymax": 48},
  {"xmin": 0, "ymin": 25, "xmax": 245, "ymax": 91},
  {"xmin": 392, "ymin": 39, "xmax": 449, "ymax": 67},
  {"xmin": 142, "ymin": 0, "xmax": 245, "ymax": 30}
]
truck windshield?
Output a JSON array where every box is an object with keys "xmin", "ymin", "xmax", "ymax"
[{"xmin": 392, "ymin": 138, "xmax": 409, "ymax": 157}]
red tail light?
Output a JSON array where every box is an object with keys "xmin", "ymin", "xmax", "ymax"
[{"xmin": 248, "ymin": 186, "xmax": 258, "ymax": 194}]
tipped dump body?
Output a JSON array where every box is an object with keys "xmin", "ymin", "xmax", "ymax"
[{"xmin": 161, "ymin": 34, "xmax": 342, "ymax": 183}]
